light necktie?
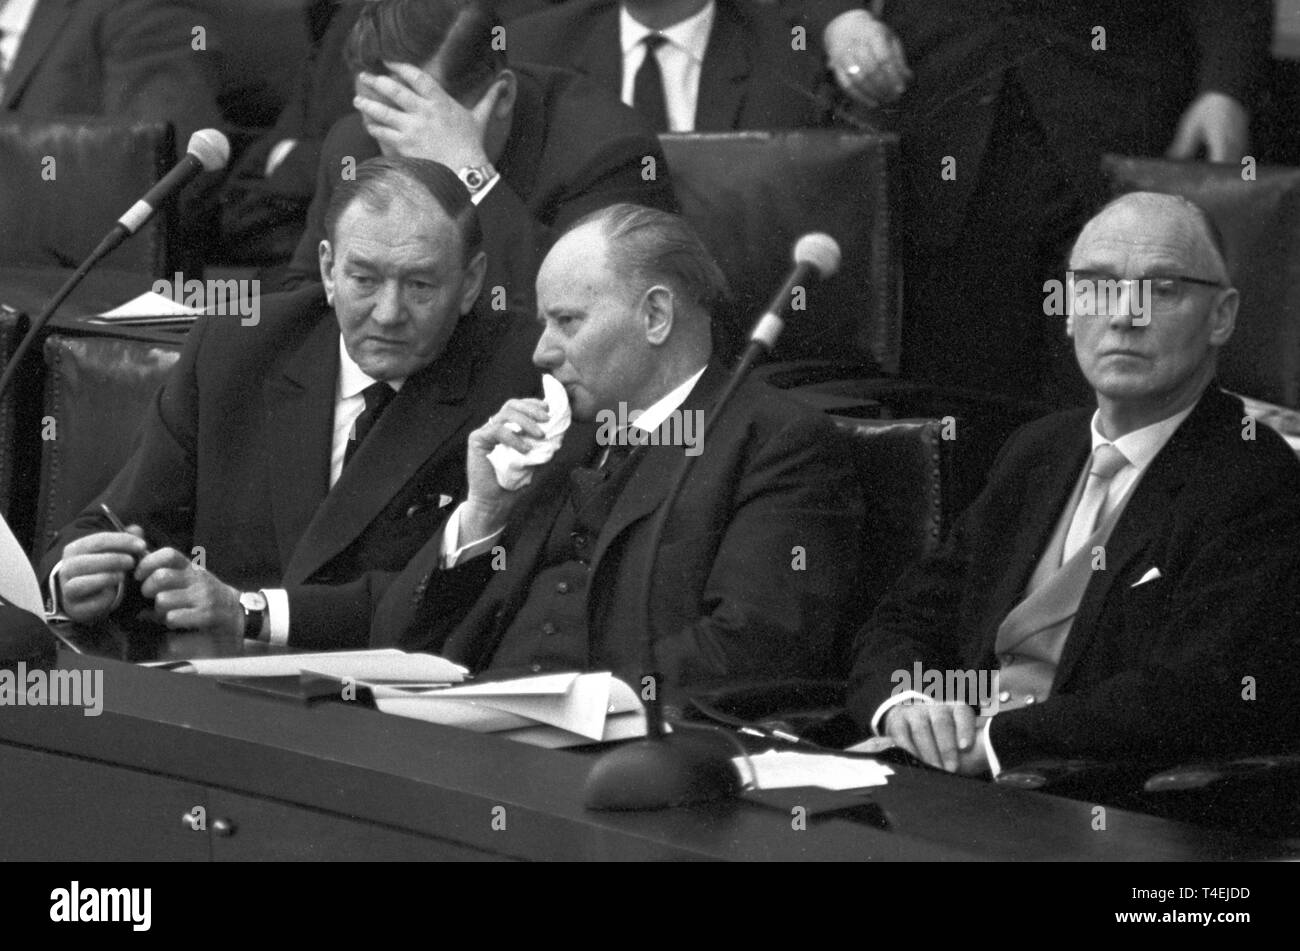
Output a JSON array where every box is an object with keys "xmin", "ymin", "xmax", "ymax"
[
  {"xmin": 343, "ymin": 381, "xmax": 397, "ymax": 468},
  {"xmin": 632, "ymin": 34, "xmax": 670, "ymax": 132},
  {"xmin": 1061, "ymin": 443, "xmax": 1129, "ymax": 563}
]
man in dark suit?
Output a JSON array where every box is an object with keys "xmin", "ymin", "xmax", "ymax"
[
  {"xmin": 504, "ymin": 0, "xmax": 846, "ymax": 131},
  {"xmin": 220, "ymin": 0, "xmax": 550, "ymax": 267},
  {"xmin": 372, "ymin": 204, "xmax": 864, "ymax": 694},
  {"xmin": 824, "ymin": 0, "xmax": 1273, "ymax": 402},
  {"xmin": 847, "ymin": 192, "xmax": 1300, "ymax": 775},
  {"xmin": 0, "ymin": 0, "xmax": 221, "ymax": 147},
  {"xmin": 43, "ymin": 157, "xmax": 538, "ymax": 650},
  {"xmin": 282, "ymin": 0, "xmax": 678, "ymax": 317}
]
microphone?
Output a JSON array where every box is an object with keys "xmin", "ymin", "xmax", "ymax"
[
  {"xmin": 749, "ymin": 233, "xmax": 841, "ymax": 354},
  {"xmin": 0, "ymin": 129, "xmax": 230, "ymax": 403},
  {"xmin": 584, "ymin": 234, "xmax": 844, "ymax": 811},
  {"xmin": 96, "ymin": 128, "xmax": 231, "ymax": 259}
]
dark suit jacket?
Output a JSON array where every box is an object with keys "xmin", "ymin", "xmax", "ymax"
[
  {"xmin": 284, "ymin": 62, "xmax": 679, "ymax": 314},
  {"xmin": 847, "ymin": 386, "xmax": 1300, "ymax": 768},
  {"xmin": 875, "ymin": 0, "xmax": 1273, "ymax": 246},
  {"xmin": 0, "ymin": 0, "xmax": 222, "ymax": 149},
  {"xmin": 505, "ymin": 0, "xmax": 842, "ymax": 130},
  {"xmin": 41, "ymin": 283, "xmax": 540, "ymax": 648},
  {"xmin": 371, "ymin": 363, "xmax": 866, "ymax": 693}
]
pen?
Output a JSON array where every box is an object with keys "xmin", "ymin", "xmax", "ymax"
[{"xmin": 99, "ymin": 503, "xmax": 153, "ymax": 554}]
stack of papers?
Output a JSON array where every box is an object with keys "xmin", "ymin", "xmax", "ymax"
[
  {"xmin": 735, "ymin": 750, "xmax": 894, "ymax": 791},
  {"xmin": 145, "ymin": 648, "xmax": 468, "ymax": 684},
  {"xmin": 149, "ymin": 650, "xmax": 644, "ymax": 749},
  {"xmin": 375, "ymin": 671, "xmax": 645, "ymax": 749}
]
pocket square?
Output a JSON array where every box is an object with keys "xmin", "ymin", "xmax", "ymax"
[
  {"xmin": 1130, "ymin": 566, "xmax": 1162, "ymax": 588},
  {"xmin": 438, "ymin": 494, "xmax": 454, "ymax": 509}
]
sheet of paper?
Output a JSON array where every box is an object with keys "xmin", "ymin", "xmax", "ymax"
[
  {"xmin": 0, "ymin": 512, "xmax": 45, "ymax": 617},
  {"xmin": 146, "ymin": 648, "xmax": 467, "ymax": 684},
  {"xmin": 97, "ymin": 291, "xmax": 203, "ymax": 319},
  {"xmin": 374, "ymin": 671, "xmax": 642, "ymax": 742},
  {"xmin": 735, "ymin": 749, "xmax": 894, "ymax": 791}
]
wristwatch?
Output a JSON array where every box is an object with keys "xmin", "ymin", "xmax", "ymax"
[
  {"xmin": 239, "ymin": 591, "xmax": 268, "ymax": 641},
  {"xmin": 457, "ymin": 163, "xmax": 497, "ymax": 196}
]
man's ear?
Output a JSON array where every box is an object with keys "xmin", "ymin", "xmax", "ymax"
[
  {"xmin": 643, "ymin": 286, "xmax": 674, "ymax": 345},
  {"xmin": 1209, "ymin": 286, "xmax": 1239, "ymax": 347},
  {"xmin": 319, "ymin": 240, "xmax": 336, "ymax": 304},
  {"xmin": 490, "ymin": 69, "xmax": 518, "ymax": 121},
  {"xmin": 459, "ymin": 249, "xmax": 488, "ymax": 315}
]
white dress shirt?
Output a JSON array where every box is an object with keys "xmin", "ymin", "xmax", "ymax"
[
  {"xmin": 619, "ymin": 2, "xmax": 715, "ymax": 132},
  {"xmin": 441, "ymin": 365, "xmax": 709, "ymax": 566},
  {"xmin": 870, "ymin": 399, "xmax": 1198, "ymax": 777}
]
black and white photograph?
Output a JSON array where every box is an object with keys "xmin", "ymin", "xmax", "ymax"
[{"xmin": 0, "ymin": 0, "xmax": 1298, "ymax": 909}]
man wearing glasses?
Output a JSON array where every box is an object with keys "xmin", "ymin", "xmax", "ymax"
[{"xmin": 846, "ymin": 190, "xmax": 1300, "ymax": 778}]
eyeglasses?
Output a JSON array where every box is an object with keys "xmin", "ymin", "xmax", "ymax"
[{"xmin": 1067, "ymin": 271, "xmax": 1226, "ymax": 320}]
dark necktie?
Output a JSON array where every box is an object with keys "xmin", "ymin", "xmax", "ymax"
[
  {"xmin": 344, "ymin": 381, "xmax": 397, "ymax": 468},
  {"xmin": 632, "ymin": 34, "xmax": 670, "ymax": 132},
  {"xmin": 569, "ymin": 432, "xmax": 638, "ymax": 531}
]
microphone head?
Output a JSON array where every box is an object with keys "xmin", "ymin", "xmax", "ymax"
[
  {"xmin": 187, "ymin": 129, "xmax": 231, "ymax": 172},
  {"xmin": 793, "ymin": 233, "xmax": 841, "ymax": 280}
]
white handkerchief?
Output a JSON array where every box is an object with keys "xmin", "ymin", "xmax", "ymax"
[
  {"xmin": 486, "ymin": 374, "xmax": 572, "ymax": 490},
  {"xmin": 1131, "ymin": 566, "xmax": 1163, "ymax": 588}
]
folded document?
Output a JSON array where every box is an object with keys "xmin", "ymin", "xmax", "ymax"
[{"xmin": 375, "ymin": 671, "xmax": 646, "ymax": 748}]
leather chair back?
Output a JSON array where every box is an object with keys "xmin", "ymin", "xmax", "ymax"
[
  {"xmin": 659, "ymin": 131, "xmax": 897, "ymax": 370},
  {"xmin": 831, "ymin": 415, "xmax": 945, "ymax": 619},
  {"xmin": 1102, "ymin": 155, "xmax": 1300, "ymax": 408},
  {"xmin": 0, "ymin": 117, "xmax": 175, "ymax": 277},
  {"xmin": 33, "ymin": 334, "xmax": 182, "ymax": 558}
]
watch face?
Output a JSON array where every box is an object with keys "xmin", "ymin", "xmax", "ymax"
[{"xmin": 240, "ymin": 592, "xmax": 268, "ymax": 613}]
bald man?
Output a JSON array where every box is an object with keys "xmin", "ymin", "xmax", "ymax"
[
  {"xmin": 371, "ymin": 203, "xmax": 865, "ymax": 696},
  {"xmin": 847, "ymin": 191, "xmax": 1300, "ymax": 777}
]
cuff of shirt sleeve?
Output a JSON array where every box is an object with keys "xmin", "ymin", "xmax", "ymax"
[
  {"xmin": 468, "ymin": 173, "xmax": 500, "ymax": 206},
  {"xmin": 262, "ymin": 588, "xmax": 289, "ymax": 646},
  {"xmin": 983, "ymin": 717, "xmax": 1002, "ymax": 778},
  {"xmin": 440, "ymin": 503, "xmax": 505, "ymax": 568},
  {"xmin": 870, "ymin": 690, "xmax": 934, "ymax": 737}
]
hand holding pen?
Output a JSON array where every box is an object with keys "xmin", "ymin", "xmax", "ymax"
[{"xmin": 54, "ymin": 504, "xmax": 150, "ymax": 624}]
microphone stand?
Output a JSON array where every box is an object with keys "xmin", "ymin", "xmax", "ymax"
[
  {"xmin": 583, "ymin": 337, "xmax": 774, "ymax": 811},
  {"xmin": 0, "ymin": 226, "xmax": 129, "ymax": 402}
]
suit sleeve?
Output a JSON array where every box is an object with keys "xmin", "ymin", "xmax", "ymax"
[
  {"xmin": 1188, "ymin": 0, "xmax": 1272, "ymax": 106},
  {"xmin": 655, "ymin": 414, "xmax": 865, "ymax": 687},
  {"xmin": 989, "ymin": 486, "xmax": 1300, "ymax": 768},
  {"xmin": 282, "ymin": 121, "xmax": 343, "ymax": 288},
  {"xmin": 38, "ymin": 317, "xmax": 213, "ymax": 615},
  {"xmin": 844, "ymin": 430, "xmax": 1027, "ymax": 732}
]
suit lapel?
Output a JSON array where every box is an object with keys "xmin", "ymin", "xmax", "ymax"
[
  {"xmin": 282, "ymin": 319, "xmax": 480, "ymax": 585},
  {"xmin": 569, "ymin": 6, "xmax": 622, "ymax": 91},
  {"xmin": 1, "ymin": 0, "xmax": 75, "ymax": 109},
  {"xmin": 694, "ymin": 3, "xmax": 752, "ymax": 131},
  {"xmin": 265, "ymin": 315, "xmax": 338, "ymax": 573},
  {"xmin": 587, "ymin": 364, "xmax": 723, "ymax": 574},
  {"xmin": 977, "ymin": 428, "xmax": 1091, "ymax": 663},
  {"xmin": 1055, "ymin": 421, "xmax": 1198, "ymax": 686}
]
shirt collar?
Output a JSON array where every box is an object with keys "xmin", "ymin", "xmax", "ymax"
[
  {"xmin": 337, "ymin": 335, "xmax": 404, "ymax": 401},
  {"xmin": 1089, "ymin": 402, "xmax": 1197, "ymax": 473},
  {"xmin": 631, "ymin": 365, "xmax": 707, "ymax": 433},
  {"xmin": 620, "ymin": 2, "xmax": 716, "ymax": 62}
]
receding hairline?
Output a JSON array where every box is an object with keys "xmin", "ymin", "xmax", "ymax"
[
  {"xmin": 1072, "ymin": 192, "xmax": 1231, "ymax": 283},
  {"xmin": 329, "ymin": 169, "xmax": 472, "ymax": 261}
]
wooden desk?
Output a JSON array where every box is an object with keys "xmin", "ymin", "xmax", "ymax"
[{"xmin": 0, "ymin": 653, "xmax": 1291, "ymax": 862}]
